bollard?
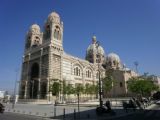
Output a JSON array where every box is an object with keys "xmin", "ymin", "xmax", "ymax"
[
  {"xmin": 29, "ymin": 111, "xmax": 32, "ymax": 115},
  {"xmin": 44, "ymin": 113, "xmax": 47, "ymax": 116},
  {"xmin": 63, "ymin": 108, "xmax": 66, "ymax": 120},
  {"xmin": 23, "ymin": 111, "xmax": 25, "ymax": 114},
  {"xmin": 74, "ymin": 109, "xmax": 76, "ymax": 120},
  {"xmin": 54, "ymin": 104, "xmax": 56, "ymax": 117},
  {"xmin": 87, "ymin": 114, "xmax": 90, "ymax": 119},
  {"xmin": 36, "ymin": 112, "xmax": 39, "ymax": 115}
]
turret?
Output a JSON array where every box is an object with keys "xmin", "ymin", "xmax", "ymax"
[{"xmin": 25, "ymin": 24, "xmax": 42, "ymax": 50}]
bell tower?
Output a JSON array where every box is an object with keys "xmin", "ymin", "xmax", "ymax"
[
  {"xmin": 25, "ymin": 24, "xmax": 42, "ymax": 50},
  {"xmin": 43, "ymin": 12, "xmax": 63, "ymax": 51}
]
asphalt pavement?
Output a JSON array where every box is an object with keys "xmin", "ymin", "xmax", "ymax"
[
  {"xmin": 113, "ymin": 103, "xmax": 160, "ymax": 120},
  {"xmin": 0, "ymin": 112, "xmax": 51, "ymax": 120},
  {"xmin": 2, "ymin": 101, "xmax": 158, "ymax": 120}
]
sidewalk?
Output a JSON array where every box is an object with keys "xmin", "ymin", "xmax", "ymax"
[{"xmin": 4, "ymin": 101, "xmax": 155, "ymax": 120}]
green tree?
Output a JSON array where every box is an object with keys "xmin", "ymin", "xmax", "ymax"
[
  {"xmin": 85, "ymin": 83, "xmax": 90, "ymax": 95},
  {"xmin": 102, "ymin": 72, "xmax": 116, "ymax": 96},
  {"xmin": 75, "ymin": 84, "xmax": 84, "ymax": 94},
  {"xmin": 66, "ymin": 84, "xmax": 75, "ymax": 95},
  {"xmin": 51, "ymin": 82, "xmax": 60, "ymax": 97},
  {"xmin": 62, "ymin": 81, "xmax": 67, "ymax": 95},
  {"xmin": 127, "ymin": 76, "xmax": 159, "ymax": 96}
]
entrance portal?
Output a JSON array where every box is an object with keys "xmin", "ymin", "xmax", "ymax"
[{"xmin": 29, "ymin": 63, "xmax": 39, "ymax": 99}]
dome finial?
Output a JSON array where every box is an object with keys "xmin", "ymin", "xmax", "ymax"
[{"xmin": 92, "ymin": 35, "xmax": 97, "ymax": 44}]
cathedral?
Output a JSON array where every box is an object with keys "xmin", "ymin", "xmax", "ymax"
[{"xmin": 19, "ymin": 12, "xmax": 137, "ymax": 101}]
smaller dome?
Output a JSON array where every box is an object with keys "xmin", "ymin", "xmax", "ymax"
[
  {"xmin": 29, "ymin": 24, "xmax": 40, "ymax": 34},
  {"xmin": 107, "ymin": 53, "xmax": 120, "ymax": 62},
  {"xmin": 106, "ymin": 53, "xmax": 121, "ymax": 69},
  {"xmin": 30, "ymin": 24, "xmax": 40, "ymax": 31},
  {"xmin": 48, "ymin": 12, "xmax": 60, "ymax": 18},
  {"xmin": 47, "ymin": 12, "xmax": 60, "ymax": 23}
]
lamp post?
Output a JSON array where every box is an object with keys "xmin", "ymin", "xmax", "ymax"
[
  {"xmin": 95, "ymin": 41, "xmax": 103, "ymax": 108},
  {"xmin": 31, "ymin": 80, "xmax": 34, "ymax": 99},
  {"xmin": 77, "ymin": 92, "xmax": 80, "ymax": 119},
  {"xmin": 12, "ymin": 69, "xmax": 19, "ymax": 109},
  {"xmin": 134, "ymin": 61, "xmax": 139, "ymax": 73}
]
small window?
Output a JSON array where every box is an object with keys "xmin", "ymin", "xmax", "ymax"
[
  {"xmin": 120, "ymin": 82, "xmax": 123, "ymax": 87},
  {"xmin": 45, "ymin": 25, "xmax": 51, "ymax": 39},
  {"xmin": 109, "ymin": 61, "xmax": 112, "ymax": 66},
  {"xmin": 113, "ymin": 61, "xmax": 116, "ymax": 66},
  {"xmin": 96, "ymin": 72, "xmax": 99, "ymax": 79},
  {"xmin": 36, "ymin": 36, "xmax": 39, "ymax": 39}
]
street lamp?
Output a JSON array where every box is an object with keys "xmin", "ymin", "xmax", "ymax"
[
  {"xmin": 134, "ymin": 61, "xmax": 139, "ymax": 73},
  {"xmin": 12, "ymin": 69, "xmax": 19, "ymax": 109},
  {"xmin": 31, "ymin": 80, "xmax": 35, "ymax": 99},
  {"xmin": 95, "ymin": 41, "xmax": 103, "ymax": 108}
]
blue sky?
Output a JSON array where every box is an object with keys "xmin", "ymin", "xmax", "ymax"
[{"xmin": 0, "ymin": 0, "xmax": 160, "ymax": 93}]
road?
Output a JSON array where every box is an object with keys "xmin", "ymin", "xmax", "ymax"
[
  {"xmin": 114, "ymin": 104, "xmax": 160, "ymax": 120},
  {"xmin": 0, "ymin": 112, "xmax": 51, "ymax": 120},
  {"xmin": 4, "ymin": 103, "xmax": 96, "ymax": 118},
  {"xmin": 2, "ymin": 103, "xmax": 160, "ymax": 120}
]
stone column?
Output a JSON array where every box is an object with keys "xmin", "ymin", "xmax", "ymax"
[
  {"xmin": 26, "ymin": 53, "xmax": 30, "ymax": 99},
  {"xmin": 37, "ymin": 48, "xmax": 43, "ymax": 99},
  {"xmin": 46, "ymin": 78, "xmax": 51, "ymax": 101},
  {"xmin": 37, "ymin": 78, "xmax": 41, "ymax": 99},
  {"xmin": 24, "ymin": 81, "xmax": 28, "ymax": 99}
]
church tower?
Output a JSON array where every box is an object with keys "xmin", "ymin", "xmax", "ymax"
[
  {"xmin": 43, "ymin": 12, "xmax": 63, "ymax": 51},
  {"xmin": 25, "ymin": 24, "xmax": 42, "ymax": 50},
  {"xmin": 20, "ymin": 12, "xmax": 64, "ymax": 100}
]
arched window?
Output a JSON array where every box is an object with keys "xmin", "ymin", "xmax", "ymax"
[
  {"xmin": 54, "ymin": 30, "xmax": 57, "ymax": 38},
  {"xmin": 54, "ymin": 26, "xmax": 61, "ymax": 40},
  {"xmin": 86, "ymin": 69, "xmax": 92, "ymax": 78},
  {"xmin": 26, "ymin": 36, "xmax": 31, "ymax": 49},
  {"xmin": 113, "ymin": 61, "xmax": 116, "ymax": 66},
  {"xmin": 89, "ymin": 71, "xmax": 91, "ymax": 78},
  {"xmin": 74, "ymin": 68, "xmax": 76, "ymax": 75},
  {"xmin": 86, "ymin": 71, "xmax": 88, "ymax": 77},
  {"xmin": 108, "ymin": 61, "xmax": 112, "ymax": 66},
  {"xmin": 45, "ymin": 25, "xmax": 51, "ymax": 40},
  {"xmin": 96, "ymin": 72, "xmax": 99, "ymax": 79},
  {"xmin": 120, "ymin": 82, "xmax": 123, "ymax": 87},
  {"xmin": 74, "ymin": 66, "xmax": 81, "ymax": 76},
  {"xmin": 78, "ymin": 69, "xmax": 81, "ymax": 76}
]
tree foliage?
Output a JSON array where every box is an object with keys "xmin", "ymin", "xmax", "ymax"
[
  {"xmin": 65, "ymin": 84, "xmax": 75, "ymax": 95},
  {"xmin": 102, "ymin": 71, "xmax": 116, "ymax": 93},
  {"xmin": 127, "ymin": 76, "xmax": 159, "ymax": 96},
  {"xmin": 51, "ymin": 82, "xmax": 60, "ymax": 96},
  {"xmin": 75, "ymin": 84, "xmax": 84, "ymax": 94},
  {"xmin": 51, "ymin": 79, "xmax": 99, "ymax": 97}
]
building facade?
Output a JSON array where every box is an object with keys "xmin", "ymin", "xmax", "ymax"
[{"xmin": 19, "ymin": 12, "xmax": 137, "ymax": 100}]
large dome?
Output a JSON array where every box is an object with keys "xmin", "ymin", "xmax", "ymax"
[{"xmin": 87, "ymin": 36, "xmax": 105, "ymax": 56}]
